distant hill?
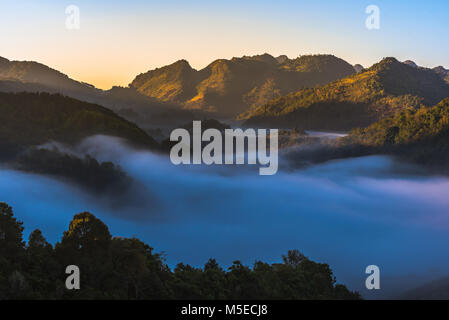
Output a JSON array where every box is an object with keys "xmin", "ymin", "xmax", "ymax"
[
  {"xmin": 242, "ymin": 57, "xmax": 449, "ymax": 131},
  {"xmin": 401, "ymin": 60, "xmax": 449, "ymax": 84},
  {"xmin": 130, "ymin": 54, "xmax": 356, "ymax": 117},
  {"xmin": 281, "ymin": 98, "xmax": 449, "ymax": 173},
  {"xmin": 0, "ymin": 56, "xmax": 98, "ymax": 96},
  {"xmin": 0, "ymin": 92, "xmax": 159, "ymax": 153},
  {"xmin": 433, "ymin": 66, "xmax": 449, "ymax": 84},
  {"xmin": 397, "ymin": 276, "xmax": 449, "ymax": 300},
  {"xmin": 403, "ymin": 60, "xmax": 418, "ymax": 68},
  {"xmin": 0, "ymin": 56, "xmax": 182, "ymax": 123},
  {"xmin": 353, "ymin": 64, "xmax": 364, "ymax": 73},
  {"xmin": 342, "ymin": 98, "xmax": 449, "ymax": 168}
]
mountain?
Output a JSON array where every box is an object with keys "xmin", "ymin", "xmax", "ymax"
[
  {"xmin": 242, "ymin": 57, "xmax": 449, "ymax": 131},
  {"xmin": 130, "ymin": 54, "xmax": 356, "ymax": 117},
  {"xmin": 281, "ymin": 98, "xmax": 449, "ymax": 172},
  {"xmin": 343, "ymin": 98, "xmax": 449, "ymax": 167},
  {"xmin": 0, "ymin": 57, "xmax": 98, "ymax": 94},
  {"xmin": 275, "ymin": 55, "xmax": 289, "ymax": 64},
  {"xmin": 0, "ymin": 56, "xmax": 182, "ymax": 123},
  {"xmin": 433, "ymin": 66, "xmax": 449, "ymax": 84},
  {"xmin": 397, "ymin": 276, "xmax": 449, "ymax": 300},
  {"xmin": 0, "ymin": 92, "xmax": 159, "ymax": 154},
  {"xmin": 403, "ymin": 60, "xmax": 418, "ymax": 68},
  {"xmin": 353, "ymin": 64, "xmax": 364, "ymax": 73},
  {"xmin": 402, "ymin": 60, "xmax": 449, "ymax": 84}
]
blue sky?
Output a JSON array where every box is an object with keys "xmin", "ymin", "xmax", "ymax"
[{"xmin": 1, "ymin": 0, "xmax": 449, "ymax": 88}]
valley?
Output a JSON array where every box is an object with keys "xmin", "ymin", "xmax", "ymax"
[{"xmin": 2, "ymin": 52, "xmax": 449, "ymax": 300}]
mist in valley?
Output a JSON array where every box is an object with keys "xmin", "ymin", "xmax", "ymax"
[{"xmin": 2, "ymin": 135, "xmax": 449, "ymax": 299}]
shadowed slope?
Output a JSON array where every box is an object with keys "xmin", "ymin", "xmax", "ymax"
[
  {"xmin": 242, "ymin": 58, "xmax": 449, "ymax": 130},
  {"xmin": 130, "ymin": 54, "xmax": 356, "ymax": 117}
]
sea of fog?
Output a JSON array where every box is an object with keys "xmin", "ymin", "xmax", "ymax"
[{"xmin": 1, "ymin": 136, "xmax": 449, "ymax": 299}]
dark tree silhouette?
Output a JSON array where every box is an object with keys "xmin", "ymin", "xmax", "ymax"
[{"xmin": 0, "ymin": 203, "xmax": 361, "ymax": 300}]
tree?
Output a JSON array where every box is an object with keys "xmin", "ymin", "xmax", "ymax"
[
  {"xmin": 0, "ymin": 203, "xmax": 361, "ymax": 300},
  {"xmin": 0, "ymin": 202, "xmax": 24, "ymax": 251},
  {"xmin": 25, "ymin": 229, "xmax": 59, "ymax": 299},
  {"xmin": 28, "ymin": 229, "xmax": 50, "ymax": 250},
  {"xmin": 0, "ymin": 203, "xmax": 26, "ymax": 299},
  {"xmin": 60, "ymin": 212, "xmax": 111, "ymax": 250},
  {"xmin": 56, "ymin": 212, "xmax": 113, "ymax": 299},
  {"xmin": 0, "ymin": 202, "xmax": 25, "ymax": 271},
  {"xmin": 282, "ymin": 249, "xmax": 306, "ymax": 268}
]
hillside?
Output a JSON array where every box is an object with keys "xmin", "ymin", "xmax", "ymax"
[
  {"xmin": 397, "ymin": 276, "xmax": 449, "ymax": 300},
  {"xmin": 15, "ymin": 148, "xmax": 132, "ymax": 195},
  {"xmin": 0, "ymin": 56, "xmax": 98, "ymax": 96},
  {"xmin": 342, "ymin": 98, "xmax": 449, "ymax": 167},
  {"xmin": 0, "ymin": 57, "xmax": 181, "ymax": 124},
  {"xmin": 130, "ymin": 54, "xmax": 356, "ymax": 117},
  {"xmin": 242, "ymin": 58, "xmax": 449, "ymax": 131},
  {"xmin": 0, "ymin": 92, "xmax": 159, "ymax": 153},
  {"xmin": 433, "ymin": 66, "xmax": 449, "ymax": 84},
  {"xmin": 280, "ymin": 98, "xmax": 449, "ymax": 173}
]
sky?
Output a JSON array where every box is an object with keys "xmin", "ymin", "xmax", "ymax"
[{"xmin": 1, "ymin": 0, "xmax": 449, "ymax": 89}]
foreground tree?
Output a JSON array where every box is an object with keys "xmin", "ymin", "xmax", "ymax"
[
  {"xmin": 0, "ymin": 203, "xmax": 361, "ymax": 300},
  {"xmin": 0, "ymin": 202, "xmax": 28, "ymax": 298}
]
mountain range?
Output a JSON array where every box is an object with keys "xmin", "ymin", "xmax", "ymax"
[
  {"xmin": 0, "ymin": 54, "xmax": 361, "ymax": 125},
  {"xmin": 342, "ymin": 97, "xmax": 449, "ymax": 169},
  {"xmin": 130, "ymin": 53, "xmax": 356, "ymax": 117},
  {"xmin": 404, "ymin": 59, "xmax": 449, "ymax": 83},
  {"xmin": 2, "ymin": 54, "xmax": 449, "ymax": 134},
  {"xmin": 0, "ymin": 91, "xmax": 158, "ymax": 155},
  {"xmin": 242, "ymin": 57, "xmax": 449, "ymax": 131},
  {"xmin": 0, "ymin": 56, "xmax": 182, "ymax": 124}
]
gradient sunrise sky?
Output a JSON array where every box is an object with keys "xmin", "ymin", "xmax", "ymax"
[{"xmin": 2, "ymin": 0, "xmax": 449, "ymax": 89}]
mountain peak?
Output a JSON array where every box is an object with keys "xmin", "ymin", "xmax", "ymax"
[
  {"xmin": 168, "ymin": 59, "xmax": 193, "ymax": 70},
  {"xmin": 353, "ymin": 64, "xmax": 364, "ymax": 73},
  {"xmin": 276, "ymin": 55, "xmax": 289, "ymax": 64},
  {"xmin": 230, "ymin": 53, "xmax": 278, "ymax": 65},
  {"xmin": 433, "ymin": 66, "xmax": 449, "ymax": 79},
  {"xmin": 0, "ymin": 56, "xmax": 9, "ymax": 65},
  {"xmin": 174, "ymin": 59, "xmax": 190, "ymax": 65},
  {"xmin": 130, "ymin": 53, "xmax": 355, "ymax": 116},
  {"xmin": 375, "ymin": 57, "xmax": 400, "ymax": 67},
  {"xmin": 242, "ymin": 56, "xmax": 449, "ymax": 130},
  {"xmin": 403, "ymin": 60, "xmax": 418, "ymax": 68},
  {"xmin": 283, "ymin": 54, "xmax": 355, "ymax": 73},
  {"xmin": 368, "ymin": 57, "xmax": 417, "ymax": 74}
]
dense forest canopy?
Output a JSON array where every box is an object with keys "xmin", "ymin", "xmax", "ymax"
[
  {"xmin": 0, "ymin": 203, "xmax": 360, "ymax": 300},
  {"xmin": 342, "ymin": 98, "xmax": 449, "ymax": 167},
  {"xmin": 282, "ymin": 98, "xmax": 449, "ymax": 172},
  {"xmin": 0, "ymin": 92, "xmax": 159, "ymax": 151},
  {"xmin": 243, "ymin": 58, "xmax": 449, "ymax": 130}
]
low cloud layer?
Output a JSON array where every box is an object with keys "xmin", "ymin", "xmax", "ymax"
[{"xmin": 2, "ymin": 135, "xmax": 449, "ymax": 298}]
